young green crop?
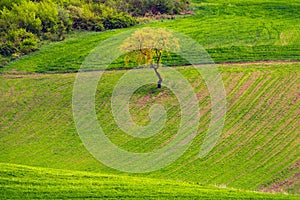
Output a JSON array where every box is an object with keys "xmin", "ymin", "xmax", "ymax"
[
  {"xmin": 0, "ymin": 163, "xmax": 298, "ymax": 199},
  {"xmin": 0, "ymin": 0, "xmax": 299, "ymax": 197},
  {"xmin": 0, "ymin": 63, "xmax": 299, "ymax": 194}
]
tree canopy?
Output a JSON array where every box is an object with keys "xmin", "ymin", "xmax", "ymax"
[{"xmin": 121, "ymin": 28, "xmax": 180, "ymax": 88}]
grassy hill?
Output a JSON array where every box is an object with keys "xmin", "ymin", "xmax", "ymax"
[
  {"xmin": 1, "ymin": 0, "xmax": 300, "ymax": 73},
  {"xmin": 0, "ymin": 0, "xmax": 299, "ymax": 198},
  {"xmin": 1, "ymin": 63, "xmax": 299, "ymax": 195},
  {"xmin": 1, "ymin": 163, "xmax": 299, "ymax": 199}
]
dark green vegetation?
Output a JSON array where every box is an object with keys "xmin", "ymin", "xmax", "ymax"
[
  {"xmin": 1, "ymin": 163, "xmax": 299, "ymax": 199},
  {"xmin": 0, "ymin": 0, "xmax": 189, "ymax": 64},
  {"xmin": 1, "ymin": 63, "xmax": 299, "ymax": 196}
]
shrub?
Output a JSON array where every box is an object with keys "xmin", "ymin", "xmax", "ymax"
[
  {"xmin": 10, "ymin": 1, "xmax": 42, "ymax": 35},
  {"xmin": 0, "ymin": 41, "xmax": 16, "ymax": 56},
  {"xmin": 37, "ymin": 1, "xmax": 59, "ymax": 33},
  {"xmin": 58, "ymin": 7, "xmax": 73, "ymax": 34},
  {"xmin": 67, "ymin": 3, "xmax": 135, "ymax": 31},
  {"xmin": 0, "ymin": 55, "xmax": 10, "ymax": 67},
  {"xmin": 102, "ymin": 13, "xmax": 137, "ymax": 29},
  {"xmin": 0, "ymin": 0, "xmax": 22, "ymax": 10},
  {"xmin": 0, "ymin": 28, "xmax": 39, "ymax": 56},
  {"xmin": 67, "ymin": 4, "xmax": 104, "ymax": 31},
  {"xmin": 19, "ymin": 37, "xmax": 39, "ymax": 54},
  {"xmin": 107, "ymin": 0, "xmax": 191, "ymax": 16}
]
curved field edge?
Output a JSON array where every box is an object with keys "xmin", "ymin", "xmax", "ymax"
[
  {"xmin": 0, "ymin": 163, "xmax": 298, "ymax": 199},
  {"xmin": 0, "ymin": 62, "xmax": 299, "ymax": 194}
]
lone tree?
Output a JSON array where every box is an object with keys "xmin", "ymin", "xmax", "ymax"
[{"xmin": 121, "ymin": 28, "xmax": 180, "ymax": 88}]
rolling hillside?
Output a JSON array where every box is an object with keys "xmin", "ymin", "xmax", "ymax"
[
  {"xmin": 1, "ymin": 63, "xmax": 299, "ymax": 195},
  {"xmin": 1, "ymin": 0, "xmax": 300, "ymax": 73},
  {"xmin": 0, "ymin": 0, "xmax": 299, "ymax": 198},
  {"xmin": 1, "ymin": 163, "xmax": 298, "ymax": 199}
]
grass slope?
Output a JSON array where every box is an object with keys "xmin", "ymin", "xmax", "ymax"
[
  {"xmin": 0, "ymin": 63, "xmax": 299, "ymax": 194},
  {"xmin": 1, "ymin": 0, "xmax": 300, "ymax": 73},
  {"xmin": 0, "ymin": 163, "xmax": 298, "ymax": 199}
]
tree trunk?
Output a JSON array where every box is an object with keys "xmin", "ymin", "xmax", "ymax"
[{"xmin": 153, "ymin": 67, "xmax": 162, "ymax": 88}]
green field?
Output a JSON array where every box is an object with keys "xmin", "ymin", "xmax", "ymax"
[
  {"xmin": 1, "ymin": 63, "xmax": 299, "ymax": 197},
  {"xmin": 1, "ymin": 0, "xmax": 300, "ymax": 73},
  {"xmin": 1, "ymin": 0, "xmax": 300, "ymax": 198},
  {"xmin": 2, "ymin": 163, "xmax": 299, "ymax": 199}
]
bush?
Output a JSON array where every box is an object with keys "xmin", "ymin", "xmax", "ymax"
[
  {"xmin": 107, "ymin": 0, "xmax": 191, "ymax": 16},
  {"xmin": 0, "ymin": 0, "xmax": 22, "ymax": 10},
  {"xmin": 67, "ymin": 4, "xmax": 104, "ymax": 31},
  {"xmin": 0, "ymin": 29, "xmax": 39, "ymax": 56},
  {"xmin": 0, "ymin": 41, "xmax": 17, "ymax": 56},
  {"xmin": 10, "ymin": 1, "xmax": 42, "ymax": 35},
  {"xmin": 58, "ymin": 8, "xmax": 73, "ymax": 34},
  {"xmin": 20, "ymin": 37, "xmax": 39, "ymax": 54},
  {"xmin": 67, "ymin": 3, "xmax": 136, "ymax": 31},
  {"xmin": 102, "ymin": 13, "xmax": 137, "ymax": 29},
  {"xmin": 0, "ymin": 55, "xmax": 10, "ymax": 68},
  {"xmin": 36, "ymin": 0, "xmax": 59, "ymax": 33}
]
